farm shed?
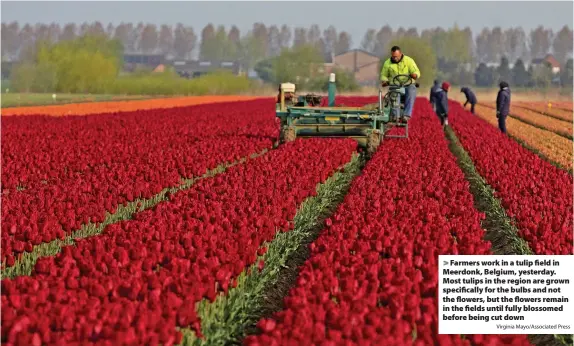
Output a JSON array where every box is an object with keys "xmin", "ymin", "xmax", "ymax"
[
  {"xmin": 531, "ymin": 54, "xmax": 561, "ymax": 74},
  {"xmin": 324, "ymin": 49, "xmax": 381, "ymax": 86}
]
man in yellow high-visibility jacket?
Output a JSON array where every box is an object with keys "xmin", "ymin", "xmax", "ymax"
[{"xmin": 380, "ymin": 45, "xmax": 421, "ymax": 120}]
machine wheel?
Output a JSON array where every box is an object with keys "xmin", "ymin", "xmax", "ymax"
[
  {"xmin": 366, "ymin": 130, "xmax": 381, "ymax": 158},
  {"xmin": 280, "ymin": 126, "xmax": 297, "ymax": 143}
]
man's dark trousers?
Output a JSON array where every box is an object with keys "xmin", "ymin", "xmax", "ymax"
[{"xmin": 498, "ymin": 115, "xmax": 507, "ymax": 134}]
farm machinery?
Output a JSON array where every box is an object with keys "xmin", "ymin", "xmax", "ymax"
[{"xmin": 276, "ymin": 73, "xmax": 419, "ymax": 156}]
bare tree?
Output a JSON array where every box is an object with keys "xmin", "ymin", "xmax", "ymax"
[
  {"xmin": 307, "ymin": 24, "xmax": 321, "ymax": 45},
  {"xmin": 48, "ymin": 23, "xmax": 61, "ymax": 42},
  {"xmin": 114, "ymin": 23, "xmax": 132, "ymax": 51},
  {"xmin": 421, "ymin": 29, "xmax": 433, "ymax": 43},
  {"xmin": 323, "ymin": 25, "xmax": 338, "ymax": 55},
  {"xmin": 278, "ymin": 25, "xmax": 292, "ymax": 50},
  {"xmin": 505, "ymin": 27, "xmax": 528, "ymax": 62},
  {"xmin": 405, "ymin": 27, "xmax": 419, "ymax": 38},
  {"xmin": 106, "ymin": 23, "xmax": 115, "ymax": 38},
  {"xmin": 174, "ymin": 23, "xmax": 196, "ymax": 59},
  {"xmin": 60, "ymin": 23, "xmax": 76, "ymax": 41},
  {"xmin": 228, "ymin": 25, "xmax": 241, "ymax": 58},
  {"xmin": 18, "ymin": 23, "xmax": 36, "ymax": 61},
  {"xmin": 334, "ymin": 31, "xmax": 351, "ymax": 55},
  {"xmin": 34, "ymin": 24, "xmax": 50, "ymax": 43},
  {"xmin": 293, "ymin": 27, "xmax": 307, "ymax": 48},
  {"xmin": 361, "ymin": 29, "xmax": 376, "ymax": 53},
  {"xmin": 140, "ymin": 24, "xmax": 158, "ymax": 53},
  {"xmin": 395, "ymin": 27, "xmax": 406, "ymax": 40},
  {"xmin": 375, "ymin": 25, "xmax": 393, "ymax": 56},
  {"xmin": 228, "ymin": 25, "xmax": 241, "ymax": 45},
  {"xmin": 462, "ymin": 26, "xmax": 474, "ymax": 59},
  {"xmin": 267, "ymin": 25, "xmax": 281, "ymax": 57},
  {"xmin": 552, "ymin": 25, "xmax": 573, "ymax": 64},
  {"xmin": 199, "ymin": 23, "xmax": 216, "ymax": 60},
  {"xmin": 88, "ymin": 21, "xmax": 106, "ymax": 36},
  {"xmin": 488, "ymin": 27, "xmax": 506, "ymax": 62},
  {"xmin": 158, "ymin": 24, "xmax": 174, "ymax": 55},
  {"xmin": 1, "ymin": 22, "xmax": 20, "ymax": 59},
  {"xmin": 252, "ymin": 23, "xmax": 269, "ymax": 57},
  {"xmin": 475, "ymin": 28, "xmax": 491, "ymax": 62},
  {"xmin": 131, "ymin": 22, "xmax": 145, "ymax": 52},
  {"xmin": 529, "ymin": 26, "xmax": 553, "ymax": 59},
  {"xmin": 78, "ymin": 22, "xmax": 90, "ymax": 36}
]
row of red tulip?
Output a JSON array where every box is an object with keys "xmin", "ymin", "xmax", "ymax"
[
  {"xmin": 245, "ymin": 98, "xmax": 531, "ymax": 346},
  {"xmin": 448, "ymin": 101, "xmax": 573, "ymax": 255},
  {"xmin": 1, "ymin": 100, "xmax": 276, "ymax": 190},
  {"xmin": 1, "ymin": 138, "xmax": 357, "ymax": 345},
  {"xmin": 1, "ymin": 100, "xmax": 279, "ymax": 266}
]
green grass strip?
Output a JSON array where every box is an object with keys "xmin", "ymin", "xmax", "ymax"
[
  {"xmin": 1, "ymin": 149, "xmax": 268, "ymax": 279},
  {"xmin": 445, "ymin": 127, "xmax": 533, "ymax": 256},
  {"xmin": 445, "ymin": 127, "xmax": 573, "ymax": 346},
  {"xmin": 177, "ymin": 153, "xmax": 363, "ymax": 346}
]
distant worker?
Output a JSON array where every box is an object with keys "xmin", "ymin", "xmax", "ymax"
[
  {"xmin": 380, "ymin": 46, "xmax": 421, "ymax": 121},
  {"xmin": 429, "ymin": 79, "xmax": 441, "ymax": 113},
  {"xmin": 460, "ymin": 86, "xmax": 477, "ymax": 114},
  {"xmin": 496, "ymin": 81, "xmax": 511, "ymax": 135},
  {"xmin": 435, "ymin": 82, "xmax": 451, "ymax": 127}
]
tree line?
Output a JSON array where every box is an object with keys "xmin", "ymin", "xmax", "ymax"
[
  {"xmin": 2, "ymin": 21, "xmax": 572, "ymax": 64},
  {"xmin": 2, "ymin": 21, "xmax": 572, "ymax": 90},
  {"xmin": 6, "ymin": 33, "xmax": 256, "ymax": 95}
]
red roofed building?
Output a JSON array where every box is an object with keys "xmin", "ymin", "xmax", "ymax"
[{"xmin": 531, "ymin": 54, "xmax": 561, "ymax": 74}]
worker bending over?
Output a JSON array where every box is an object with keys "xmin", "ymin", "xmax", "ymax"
[
  {"xmin": 496, "ymin": 81, "xmax": 511, "ymax": 134},
  {"xmin": 435, "ymin": 82, "xmax": 450, "ymax": 126},
  {"xmin": 380, "ymin": 46, "xmax": 421, "ymax": 121},
  {"xmin": 460, "ymin": 87, "xmax": 477, "ymax": 114},
  {"xmin": 429, "ymin": 80, "xmax": 441, "ymax": 113}
]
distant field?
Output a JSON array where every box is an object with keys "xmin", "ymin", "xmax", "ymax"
[
  {"xmin": 1, "ymin": 95, "xmax": 260, "ymax": 116},
  {"xmin": 1, "ymin": 93, "xmax": 154, "ymax": 108},
  {"xmin": 2, "ymin": 87, "xmax": 572, "ymax": 109}
]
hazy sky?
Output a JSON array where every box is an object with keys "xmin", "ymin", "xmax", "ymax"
[{"xmin": 2, "ymin": 1, "xmax": 572, "ymax": 48}]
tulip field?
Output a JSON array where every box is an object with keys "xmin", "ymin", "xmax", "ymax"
[{"xmin": 1, "ymin": 95, "xmax": 572, "ymax": 345}]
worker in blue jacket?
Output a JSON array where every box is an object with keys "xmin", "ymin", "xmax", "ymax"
[
  {"xmin": 460, "ymin": 87, "xmax": 477, "ymax": 114},
  {"xmin": 429, "ymin": 80, "xmax": 441, "ymax": 112},
  {"xmin": 496, "ymin": 81, "xmax": 511, "ymax": 134},
  {"xmin": 435, "ymin": 81, "xmax": 450, "ymax": 126}
]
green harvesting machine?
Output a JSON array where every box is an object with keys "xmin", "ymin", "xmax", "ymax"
[{"xmin": 276, "ymin": 73, "xmax": 418, "ymax": 156}]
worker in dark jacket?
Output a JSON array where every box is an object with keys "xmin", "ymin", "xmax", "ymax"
[
  {"xmin": 435, "ymin": 82, "xmax": 450, "ymax": 126},
  {"xmin": 460, "ymin": 87, "xmax": 477, "ymax": 114},
  {"xmin": 496, "ymin": 81, "xmax": 511, "ymax": 134},
  {"xmin": 429, "ymin": 80, "xmax": 441, "ymax": 112}
]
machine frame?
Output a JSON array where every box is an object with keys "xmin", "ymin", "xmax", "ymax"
[{"xmin": 275, "ymin": 73, "xmax": 417, "ymax": 156}]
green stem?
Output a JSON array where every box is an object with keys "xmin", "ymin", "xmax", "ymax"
[
  {"xmin": 445, "ymin": 127, "xmax": 532, "ymax": 256},
  {"xmin": 445, "ymin": 126, "xmax": 573, "ymax": 346},
  {"xmin": 1, "ymin": 149, "xmax": 268, "ymax": 279},
  {"xmin": 177, "ymin": 154, "xmax": 363, "ymax": 345}
]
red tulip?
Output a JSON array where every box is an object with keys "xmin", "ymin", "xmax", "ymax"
[
  {"xmin": 245, "ymin": 97, "xmax": 532, "ymax": 346},
  {"xmin": 448, "ymin": 101, "xmax": 572, "ymax": 255},
  {"xmin": 1, "ymin": 135, "xmax": 356, "ymax": 344},
  {"xmin": 2, "ymin": 100, "xmax": 279, "ymax": 264}
]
